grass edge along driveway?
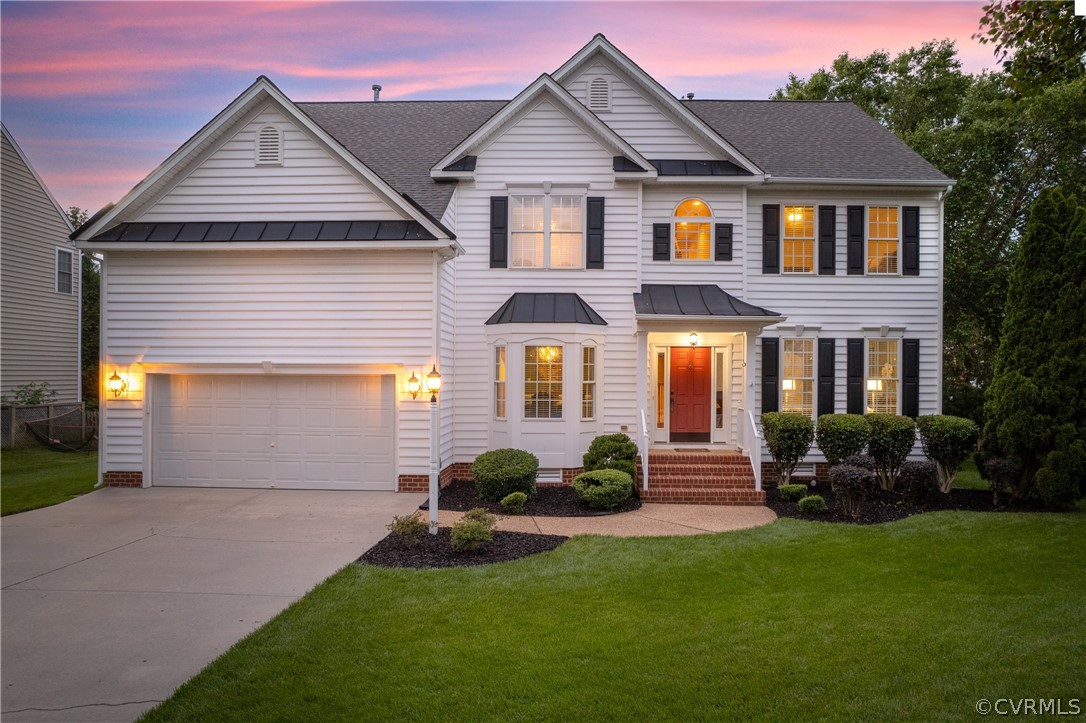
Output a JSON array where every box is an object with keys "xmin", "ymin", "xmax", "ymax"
[
  {"xmin": 1, "ymin": 447, "xmax": 97, "ymax": 516},
  {"xmin": 142, "ymin": 510, "xmax": 1085, "ymax": 722}
]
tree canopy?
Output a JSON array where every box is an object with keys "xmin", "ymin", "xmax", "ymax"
[{"xmin": 975, "ymin": 0, "xmax": 1086, "ymax": 95}]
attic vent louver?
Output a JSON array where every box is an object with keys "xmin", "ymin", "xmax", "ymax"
[
  {"xmin": 588, "ymin": 76, "xmax": 610, "ymax": 112},
  {"xmin": 255, "ymin": 125, "xmax": 282, "ymax": 166}
]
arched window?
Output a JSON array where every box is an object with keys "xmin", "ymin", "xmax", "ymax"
[
  {"xmin": 588, "ymin": 76, "xmax": 610, "ymax": 112},
  {"xmin": 255, "ymin": 125, "xmax": 282, "ymax": 166},
  {"xmin": 673, "ymin": 198, "xmax": 713, "ymax": 260}
]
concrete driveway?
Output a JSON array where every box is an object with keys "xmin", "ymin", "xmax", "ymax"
[{"xmin": 1, "ymin": 487, "xmax": 424, "ymax": 722}]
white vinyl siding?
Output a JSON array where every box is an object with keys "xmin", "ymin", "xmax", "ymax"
[
  {"xmin": 0, "ymin": 132, "xmax": 80, "ymax": 402},
  {"xmin": 138, "ymin": 105, "xmax": 406, "ymax": 222},
  {"xmin": 642, "ymin": 185, "xmax": 745, "ymax": 286}
]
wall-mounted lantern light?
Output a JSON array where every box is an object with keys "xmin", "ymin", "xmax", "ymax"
[
  {"xmin": 107, "ymin": 370, "xmax": 128, "ymax": 398},
  {"xmin": 407, "ymin": 372, "xmax": 421, "ymax": 400},
  {"xmin": 688, "ymin": 332, "xmax": 699, "ymax": 347}
]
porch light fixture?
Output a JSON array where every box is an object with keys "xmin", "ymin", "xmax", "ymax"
[
  {"xmin": 688, "ymin": 332, "xmax": 699, "ymax": 347},
  {"xmin": 426, "ymin": 364, "xmax": 442, "ymax": 402},
  {"xmin": 867, "ymin": 379, "xmax": 884, "ymax": 392},
  {"xmin": 107, "ymin": 370, "xmax": 127, "ymax": 398},
  {"xmin": 782, "ymin": 379, "xmax": 797, "ymax": 391},
  {"xmin": 407, "ymin": 372, "xmax": 421, "ymax": 400}
]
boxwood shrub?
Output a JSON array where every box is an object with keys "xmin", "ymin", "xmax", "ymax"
[
  {"xmin": 472, "ymin": 448, "xmax": 539, "ymax": 502},
  {"xmin": 815, "ymin": 414, "xmax": 871, "ymax": 466},
  {"xmin": 500, "ymin": 491, "xmax": 528, "ymax": 514},
  {"xmin": 916, "ymin": 415, "xmax": 980, "ymax": 493},
  {"xmin": 798, "ymin": 495, "xmax": 827, "ymax": 514},
  {"xmin": 583, "ymin": 433, "xmax": 639, "ymax": 480},
  {"xmin": 572, "ymin": 469, "xmax": 633, "ymax": 510},
  {"xmin": 450, "ymin": 509, "xmax": 495, "ymax": 553},
  {"xmin": 898, "ymin": 460, "xmax": 939, "ymax": 502},
  {"xmin": 761, "ymin": 412, "xmax": 814, "ymax": 486},
  {"xmin": 778, "ymin": 483, "xmax": 808, "ymax": 502},
  {"xmin": 830, "ymin": 464, "xmax": 875, "ymax": 519},
  {"xmin": 864, "ymin": 414, "xmax": 916, "ymax": 491}
]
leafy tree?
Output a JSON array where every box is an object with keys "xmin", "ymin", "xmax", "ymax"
[
  {"xmin": 976, "ymin": 0, "xmax": 1086, "ymax": 95},
  {"xmin": 69, "ymin": 207, "xmax": 100, "ymax": 408},
  {"xmin": 984, "ymin": 188, "xmax": 1086, "ymax": 501}
]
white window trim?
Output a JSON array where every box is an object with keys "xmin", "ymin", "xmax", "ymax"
[
  {"xmin": 509, "ymin": 192, "xmax": 587, "ymax": 270},
  {"xmin": 55, "ymin": 247, "xmax": 74, "ymax": 295},
  {"xmin": 494, "ymin": 344, "xmax": 507, "ymax": 420},
  {"xmin": 671, "ymin": 197, "xmax": 715, "ymax": 263},
  {"xmin": 523, "ymin": 342, "xmax": 565, "ymax": 421},
  {"xmin": 781, "ymin": 203, "xmax": 817, "ymax": 275},
  {"xmin": 581, "ymin": 343, "xmax": 597, "ymax": 421},
  {"xmin": 865, "ymin": 336, "xmax": 902, "ymax": 415},
  {"xmin": 866, "ymin": 204, "xmax": 902, "ymax": 277},
  {"xmin": 780, "ymin": 337, "xmax": 816, "ymax": 419}
]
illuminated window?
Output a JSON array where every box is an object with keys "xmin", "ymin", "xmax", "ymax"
[
  {"xmin": 868, "ymin": 206, "xmax": 899, "ymax": 274},
  {"xmin": 494, "ymin": 346, "xmax": 506, "ymax": 419},
  {"xmin": 582, "ymin": 346, "xmax": 596, "ymax": 420},
  {"xmin": 510, "ymin": 195, "xmax": 583, "ymax": 269},
  {"xmin": 672, "ymin": 198, "xmax": 712, "ymax": 261},
  {"xmin": 783, "ymin": 205, "xmax": 814, "ymax": 273},
  {"xmin": 781, "ymin": 338, "xmax": 814, "ymax": 417},
  {"xmin": 866, "ymin": 339, "xmax": 899, "ymax": 413},
  {"xmin": 525, "ymin": 345, "xmax": 563, "ymax": 419},
  {"xmin": 656, "ymin": 352, "xmax": 666, "ymax": 428}
]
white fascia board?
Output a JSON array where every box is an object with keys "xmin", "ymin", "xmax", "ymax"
[
  {"xmin": 430, "ymin": 74, "xmax": 654, "ymax": 176},
  {"xmin": 614, "ymin": 170, "xmax": 659, "ymax": 181},
  {"xmin": 1, "ymin": 122, "xmax": 75, "ymax": 233},
  {"xmin": 76, "ymin": 78, "xmax": 451, "ymax": 243},
  {"xmin": 77, "ymin": 239, "xmax": 462, "ymax": 253},
  {"xmin": 552, "ymin": 36, "xmax": 763, "ymax": 176}
]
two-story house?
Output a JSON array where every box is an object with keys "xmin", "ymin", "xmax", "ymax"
[{"xmin": 74, "ymin": 36, "xmax": 951, "ymax": 502}]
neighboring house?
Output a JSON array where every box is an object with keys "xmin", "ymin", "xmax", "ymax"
[
  {"xmin": 1, "ymin": 123, "xmax": 80, "ymax": 404},
  {"xmin": 74, "ymin": 36, "xmax": 951, "ymax": 501}
]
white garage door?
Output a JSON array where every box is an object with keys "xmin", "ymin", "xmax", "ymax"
[{"xmin": 152, "ymin": 375, "xmax": 395, "ymax": 490}]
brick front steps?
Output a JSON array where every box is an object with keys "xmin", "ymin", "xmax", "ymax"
[{"xmin": 641, "ymin": 450, "xmax": 764, "ymax": 506}]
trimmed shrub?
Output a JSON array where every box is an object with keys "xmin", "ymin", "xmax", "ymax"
[
  {"xmin": 815, "ymin": 414, "xmax": 871, "ymax": 466},
  {"xmin": 1035, "ymin": 443, "xmax": 1086, "ymax": 509},
  {"xmin": 830, "ymin": 464, "xmax": 875, "ymax": 519},
  {"xmin": 583, "ymin": 433, "xmax": 639, "ymax": 480},
  {"xmin": 572, "ymin": 469, "xmax": 634, "ymax": 510},
  {"xmin": 778, "ymin": 483, "xmax": 808, "ymax": 502},
  {"xmin": 798, "ymin": 495, "xmax": 828, "ymax": 514},
  {"xmin": 982, "ymin": 457, "xmax": 1019, "ymax": 505},
  {"xmin": 898, "ymin": 460, "xmax": 939, "ymax": 502},
  {"xmin": 472, "ymin": 448, "xmax": 539, "ymax": 502},
  {"xmin": 387, "ymin": 514, "xmax": 427, "ymax": 545},
  {"xmin": 500, "ymin": 492, "xmax": 528, "ymax": 515},
  {"xmin": 761, "ymin": 412, "xmax": 815, "ymax": 486},
  {"xmin": 864, "ymin": 414, "xmax": 917, "ymax": 491},
  {"xmin": 841, "ymin": 454, "xmax": 876, "ymax": 471},
  {"xmin": 917, "ymin": 415, "xmax": 981, "ymax": 493},
  {"xmin": 451, "ymin": 508, "xmax": 496, "ymax": 553}
]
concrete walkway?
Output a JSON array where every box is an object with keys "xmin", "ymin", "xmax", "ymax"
[
  {"xmin": 1, "ymin": 487, "xmax": 425, "ymax": 722},
  {"xmin": 437, "ymin": 502, "xmax": 777, "ymax": 537}
]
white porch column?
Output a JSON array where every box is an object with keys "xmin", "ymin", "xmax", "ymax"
[{"xmin": 635, "ymin": 330, "xmax": 649, "ymax": 490}]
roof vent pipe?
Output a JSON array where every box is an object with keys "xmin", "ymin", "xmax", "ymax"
[
  {"xmin": 372, "ymin": 84, "xmax": 382, "ymax": 102},
  {"xmin": 685, "ymin": 93, "xmax": 694, "ymax": 100}
]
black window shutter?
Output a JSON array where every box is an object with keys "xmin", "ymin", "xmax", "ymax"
[
  {"xmin": 489, "ymin": 196, "xmax": 508, "ymax": 268},
  {"xmin": 762, "ymin": 204, "xmax": 780, "ymax": 274},
  {"xmin": 847, "ymin": 205, "xmax": 864, "ymax": 275},
  {"xmin": 846, "ymin": 338, "xmax": 864, "ymax": 414},
  {"xmin": 652, "ymin": 223, "xmax": 670, "ymax": 261},
  {"xmin": 902, "ymin": 338, "xmax": 920, "ymax": 417},
  {"xmin": 762, "ymin": 337, "xmax": 779, "ymax": 414},
  {"xmin": 715, "ymin": 223, "xmax": 733, "ymax": 261},
  {"xmin": 902, "ymin": 206, "xmax": 920, "ymax": 276},
  {"xmin": 817, "ymin": 338, "xmax": 835, "ymax": 416},
  {"xmin": 586, "ymin": 196, "xmax": 605, "ymax": 269},
  {"xmin": 818, "ymin": 205, "xmax": 836, "ymax": 275}
]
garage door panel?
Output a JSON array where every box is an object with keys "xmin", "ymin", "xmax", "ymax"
[{"xmin": 153, "ymin": 375, "xmax": 395, "ymax": 490}]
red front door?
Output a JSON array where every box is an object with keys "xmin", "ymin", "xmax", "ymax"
[{"xmin": 670, "ymin": 346, "xmax": 712, "ymax": 442}]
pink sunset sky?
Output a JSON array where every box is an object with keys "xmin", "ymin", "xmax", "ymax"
[{"xmin": 1, "ymin": 1, "xmax": 999, "ymax": 216}]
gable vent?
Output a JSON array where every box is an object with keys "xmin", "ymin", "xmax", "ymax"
[
  {"xmin": 255, "ymin": 125, "xmax": 282, "ymax": 166},
  {"xmin": 588, "ymin": 76, "xmax": 610, "ymax": 112}
]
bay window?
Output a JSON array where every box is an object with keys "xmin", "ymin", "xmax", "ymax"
[
  {"xmin": 524, "ymin": 345, "xmax": 563, "ymax": 418},
  {"xmin": 581, "ymin": 345, "xmax": 596, "ymax": 420},
  {"xmin": 494, "ymin": 346, "xmax": 506, "ymax": 419}
]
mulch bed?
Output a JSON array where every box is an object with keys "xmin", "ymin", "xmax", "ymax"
[
  {"xmin": 358, "ymin": 527, "xmax": 568, "ymax": 569},
  {"xmin": 766, "ymin": 483, "xmax": 1054, "ymax": 525},
  {"xmin": 421, "ymin": 479, "xmax": 642, "ymax": 517}
]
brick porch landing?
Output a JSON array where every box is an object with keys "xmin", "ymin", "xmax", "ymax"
[{"xmin": 641, "ymin": 449, "xmax": 764, "ymax": 505}]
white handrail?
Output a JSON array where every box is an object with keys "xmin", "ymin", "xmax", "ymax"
[
  {"xmin": 639, "ymin": 409, "xmax": 651, "ymax": 491},
  {"xmin": 744, "ymin": 408, "xmax": 763, "ymax": 491}
]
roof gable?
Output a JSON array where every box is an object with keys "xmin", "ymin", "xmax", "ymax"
[{"xmin": 1, "ymin": 123, "xmax": 74, "ymax": 234}]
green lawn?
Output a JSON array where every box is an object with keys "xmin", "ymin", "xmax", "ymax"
[
  {"xmin": 953, "ymin": 456, "xmax": 986, "ymax": 490},
  {"xmin": 1, "ymin": 447, "xmax": 98, "ymax": 516},
  {"xmin": 143, "ymin": 511, "xmax": 1084, "ymax": 722}
]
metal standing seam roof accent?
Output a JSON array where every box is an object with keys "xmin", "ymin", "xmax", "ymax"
[
  {"xmin": 88, "ymin": 220, "xmax": 437, "ymax": 243},
  {"xmin": 650, "ymin": 159, "xmax": 752, "ymax": 176},
  {"xmin": 485, "ymin": 293, "xmax": 608, "ymax": 326},
  {"xmin": 633, "ymin": 284, "xmax": 780, "ymax": 317}
]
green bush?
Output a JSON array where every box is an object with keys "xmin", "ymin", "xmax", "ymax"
[
  {"xmin": 917, "ymin": 415, "xmax": 980, "ymax": 493},
  {"xmin": 450, "ymin": 508, "xmax": 496, "ymax": 553},
  {"xmin": 982, "ymin": 457, "xmax": 1018, "ymax": 505},
  {"xmin": 864, "ymin": 414, "xmax": 917, "ymax": 491},
  {"xmin": 500, "ymin": 492, "xmax": 528, "ymax": 514},
  {"xmin": 815, "ymin": 414, "xmax": 871, "ymax": 466},
  {"xmin": 830, "ymin": 464, "xmax": 875, "ymax": 519},
  {"xmin": 582, "ymin": 433, "xmax": 639, "ymax": 480},
  {"xmin": 386, "ymin": 514, "xmax": 427, "ymax": 545},
  {"xmin": 798, "ymin": 495, "xmax": 827, "ymax": 514},
  {"xmin": 1, "ymin": 381, "xmax": 58, "ymax": 406},
  {"xmin": 572, "ymin": 469, "xmax": 633, "ymax": 510},
  {"xmin": 1035, "ymin": 443, "xmax": 1086, "ymax": 509},
  {"xmin": 841, "ymin": 454, "xmax": 876, "ymax": 471},
  {"xmin": 898, "ymin": 461, "xmax": 939, "ymax": 502},
  {"xmin": 761, "ymin": 412, "xmax": 815, "ymax": 486},
  {"xmin": 778, "ymin": 483, "xmax": 808, "ymax": 502},
  {"xmin": 472, "ymin": 448, "xmax": 539, "ymax": 502}
]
